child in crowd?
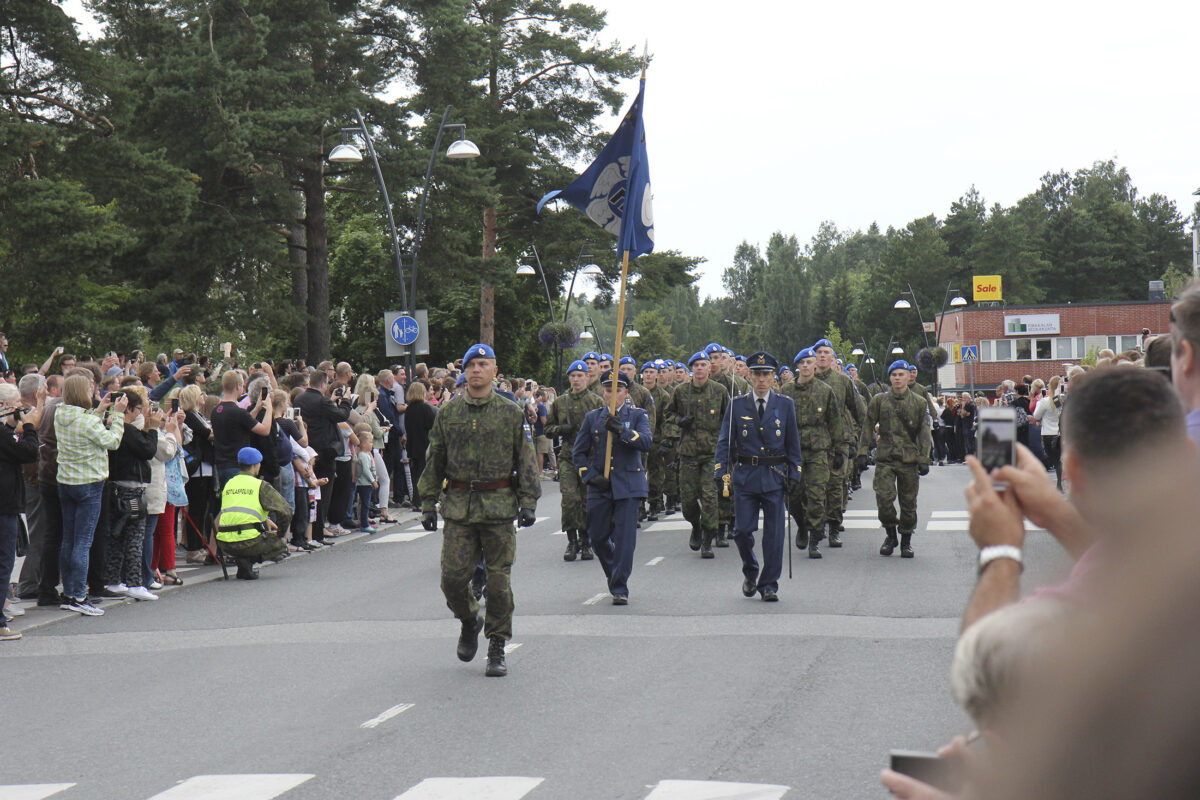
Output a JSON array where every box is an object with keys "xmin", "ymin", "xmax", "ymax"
[{"xmin": 355, "ymin": 431, "xmax": 378, "ymax": 534}]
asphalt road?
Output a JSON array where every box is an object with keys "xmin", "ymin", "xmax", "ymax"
[{"xmin": 2, "ymin": 464, "xmax": 1070, "ymax": 800}]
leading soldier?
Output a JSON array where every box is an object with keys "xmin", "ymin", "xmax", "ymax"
[
  {"xmin": 665, "ymin": 351, "xmax": 729, "ymax": 558},
  {"xmin": 780, "ymin": 347, "xmax": 843, "ymax": 558},
  {"xmin": 715, "ymin": 352, "xmax": 803, "ymax": 601},
  {"xmin": 418, "ymin": 343, "xmax": 541, "ymax": 678},
  {"xmin": 857, "ymin": 360, "xmax": 932, "ymax": 558},
  {"xmin": 543, "ymin": 359, "xmax": 602, "ymax": 562},
  {"xmin": 813, "ymin": 338, "xmax": 865, "ymax": 544}
]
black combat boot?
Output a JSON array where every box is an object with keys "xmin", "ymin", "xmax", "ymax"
[
  {"xmin": 456, "ymin": 613, "xmax": 482, "ymax": 662},
  {"xmin": 827, "ymin": 521, "xmax": 842, "ymax": 548},
  {"xmin": 647, "ymin": 501, "xmax": 660, "ymax": 521},
  {"xmin": 794, "ymin": 523, "xmax": 808, "ymax": 550},
  {"xmin": 808, "ymin": 528, "xmax": 822, "ymax": 559},
  {"xmin": 715, "ymin": 523, "xmax": 730, "ymax": 548},
  {"xmin": 689, "ymin": 523, "xmax": 702, "ymax": 551},
  {"xmin": 563, "ymin": 530, "xmax": 579, "ymax": 562},
  {"xmin": 880, "ymin": 526, "xmax": 898, "ymax": 556},
  {"xmin": 578, "ymin": 534, "xmax": 594, "ymax": 561},
  {"xmin": 235, "ymin": 558, "xmax": 259, "ymax": 580},
  {"xmin": 700, "ymin": 529, "xmax": 715, "ymax": 559},
  {"xmin": 900, "ymin": 533, "xmax": 914, "ymax": 558},
  {"xmin": 485, "ymin": 636, "xmax": 508, "ymax": 677},
  {"xmin": 638, "ymin": 503, "xmax": 648, "ymax": 522}
]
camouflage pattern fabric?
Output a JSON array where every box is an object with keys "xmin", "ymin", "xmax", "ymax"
[
  {"xmin": 440, "ymin": 520, "xmax": 516, "ymax": 639},
  {"xmin": 544, "ymin": 389, "xmax": 603, "ymax": 530}
]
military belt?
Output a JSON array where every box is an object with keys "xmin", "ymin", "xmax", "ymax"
[
  {"xmin": 447, "ymin": 478, "xmax": 511, "ymax": 491},
  {"xmin": 734, "ymin": 455, "xmax": 787, "ymax": 466}
]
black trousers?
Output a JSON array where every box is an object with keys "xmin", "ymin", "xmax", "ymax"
[
  {"xmin": 312, "ymin": 453, "xmax": 335, "ymax": 542},
  {"xmin": 328, "ymin": 459, "xmax": 354, "ymax": 526},
  {"xmin": 34, "ymin": 483, "xmax": 63, "ymax": 601}
]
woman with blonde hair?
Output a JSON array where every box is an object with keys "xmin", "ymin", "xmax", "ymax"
[
  {"xmin": 351, "ymin": 380, "xmax": 396, "ymax": 523},
  {"xmin": 179, "ymin": 384, "xmax": 215, "ymax": 563}
]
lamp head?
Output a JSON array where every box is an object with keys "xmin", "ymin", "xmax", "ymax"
[
  {"xmin": 445, "ymin": 138, "xmax": 480, "ymax": 159},
  {"xmin": 581, "ymin": 263, "xmax": 603, "ymax": 276},
  {"xmin": 579, "ymin": 330, "xmax": 594, "ymax": 340},
  {"xmin": 625, "ymin": 329, "xmax": 640, "ymax": 339},
  {"xmin": 894, "ymin": 298, "xmax": 912, "ymax": 310},
  {"xmin": 891, "ymin": 346, "xmax": 905, "ymax": 354},
  {"xmin": 851, "ymin": 347, "xmax": 865, "ymax": 355},
  {"xmin": 328, "ymin": 143, "xmax": 363, "ymax": 163},
  {"xmin": 950, "ymin": 295, "xmax": 968, "ymax": 307},
  {"xmin": 515, "ymin": 264, "xmax": 536, "ymax": 276}
]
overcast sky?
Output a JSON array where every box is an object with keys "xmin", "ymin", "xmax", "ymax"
[
  {"xmin": 591, "ymin": 0, "xmax": 1200, "ymax": 299},
  {"xmin": 62, "ymin": 0, "xmax": 1200, "ymax": 301}
]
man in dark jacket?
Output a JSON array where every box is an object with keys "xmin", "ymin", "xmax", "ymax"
[
  {"xmin": 293, "ymin": 370, "xmax": 351, "ymax": 544},
  {"xmin": 0, "ymin": 384, "xmax": 40, "ymax": 638}
]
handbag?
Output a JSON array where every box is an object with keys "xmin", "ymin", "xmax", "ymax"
[{"xmin": 166, "ymin": 450, "xmax": 190, "ymax": 506}]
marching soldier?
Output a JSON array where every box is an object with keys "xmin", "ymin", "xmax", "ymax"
[
  {"xmin": 907, "ymin": 363, "xmax": 939, "ymax": 462},
  {"xmin": 813, "ymin": 338, "xmax": 865, "ymax": 546},
  {"xmin": 418, "ymin": 343, "xmax": 541, "ymax": 678},
  {"xmin": 573, "ymin": 371, "xmax": 652, "ymax": 604},
  {"xmin": 858, "ymin": 360, "xmax": 932, "ymax": 558},
  {"xmin": 705, "ymin": 343, "xmax": 750, "ymax": 547},
  {"xmin": 654, "ymin": 360, "xmax": 682, "ymax": 516},
  {"xmin": 543, "ymin": 359, "xmax": 602, "ymax": 562},
  {"xmin": 618, "ymin": 356, "xmax": 655, "ymax": 413},
  {"xmin": 641, "ymin": 361, "xmax": 666, "ymax": 519},
  {"xmin": 582, "ymin": 351, "xmax": 602, "ymax": 394},
  {"xmin": 715, "ymin": 352, "xmax": 803, "ymax": 601},
  {"xmin": 665, "ymin": 351, "xmax": 729, "ymax": 558},
  {"xmin": 780, "ymin": 347, "xmax": 843, "ymax": 558}
]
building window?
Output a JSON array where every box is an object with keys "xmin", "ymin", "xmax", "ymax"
[
  {"xmin": 1035, "ymin": 339, "xmax": 1052, "ymax": 360},
  {"xmin": 1075, "ymin": 337, "xmax": 1086, "ymax": 359},
  {"xmin": 1107, "ymin": 336, "xmax": 1117, "ymax": 352},
  {"xmin": 1016, "ymin": 339, "xmax": 1032, "ymax": 360},
  {"xmin": 981, "ymin": 340, "xmax": 992, "ymax": 361},
  {"xmin": 1055, "ymin": 337, "xmax": 1073, "ymax": 359},
  {"xmin": 1120, "ymin": 335, "xmax": 1140, "ymax": 352},
  {"xmin": 995, "ymin": 339, "xmax": 1012, "ymax": 361}
]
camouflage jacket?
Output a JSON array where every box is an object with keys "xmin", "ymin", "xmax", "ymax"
[
  {"xmin": 779, "ymin": 377, "xmax": 843, "ymax": 456},
  {"xmin": 816, "ymin": 367, "xmax": 866, "ymax": 442},
  {"xmin": 650, "ymin": 385, "xmax": 674, "ymax": 440},
  {"xmin": 417, "ymin": 390, "xmax": 541, "ymax": 523},
  {"xmin": 908, "ymin": 381, "xmax": 938, "ymax": 425},
  {"xmin": 711, "ymin": 371, "xmax": 750, "ymax": 399},
  {"xmin": 544, "ymin": 389, "xmax": 603, "ymax": 462},
  {"xmin": 627, "ymin": 380, "xmax": 655, "ymax": 417},
  {"xmin": 666, "ymin": 380, "xmax": 729, "ymax": 459},
  {"xmin": 860, "ymin": 388, "xmax": 933, "ymax": 465}
]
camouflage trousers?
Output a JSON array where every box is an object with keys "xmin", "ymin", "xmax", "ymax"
[
  {"xmin": 647, "ymin": 447, "xmax": 668, "ymax": 508},
  {"xmin": 441, "ymin": 520, "xmax": 516, "ymax": 640},
  {"xmin": 558, "ymin": 455, "xmax": 586, "ymax": 531},
  {"xmin": 824, "ymin": 447, "xmax": 852, "ymax": 526},
  {"xmin": 217, "ymin": 531, "xmax": 288, "ymax": 564},
  {"xmin": 678, "ymin": 456, "xmax": 718, "ymax": 533},
  {"xmin": 873, "ymin": 462, "xmax": 920, "ymax": 534},
  {"xmin": 787, "ymin": 452, "xmax": 829, "ymax": 533}
]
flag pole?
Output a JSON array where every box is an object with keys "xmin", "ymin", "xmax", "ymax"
[{"xmin": 603, "ymin": 248, "xmax": 632, "ymax": 478}]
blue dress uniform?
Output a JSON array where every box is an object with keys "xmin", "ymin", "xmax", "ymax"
[
  {"xmin": 572, "ymin": 373, "xmax": 653, "ymax": 603},
  {"xmin": 715, "ymin": 352, "xmax": 804, "ymax": 600}
]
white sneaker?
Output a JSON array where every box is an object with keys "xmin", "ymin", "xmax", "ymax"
[
  {"xmin": 126, "ymin": 586, "xmax": 159, "ymax": 601},
  {"xmin": 106, "ymin": 583, "xmax": 130, "ymax": 595},
  {"xmin": 4, "ymin": 603, "xmax": 25, "ymax": 617},
  {"xmin": 148, "ymin": 580, "xmax": 164, "ymax": 590}
]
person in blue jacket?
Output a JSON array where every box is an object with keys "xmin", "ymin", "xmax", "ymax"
[
  {"xmin": 573, "ymin": 371, "xmax": 652, "ymax": 605},
  {"xmin": 715, "ymin": 351, "xmax": 804, "ymax": 601}
]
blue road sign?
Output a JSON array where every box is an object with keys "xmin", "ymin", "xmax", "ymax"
[
  {"xmin": 390, "ymin": 315, "xmax": 420, "ymax": 346},
  {"xmin": 961, "ymin": 345, "xmax": 979, "ymax": 362}
]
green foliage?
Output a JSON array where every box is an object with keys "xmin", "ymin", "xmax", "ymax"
[{"xmin": 823, "ymin": 323, "xmax": 854, "ymax": 363}]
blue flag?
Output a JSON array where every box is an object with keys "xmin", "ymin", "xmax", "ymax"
[{"xmin": 537, "ymin": 79, "xmax": 654, "ymax": 258}]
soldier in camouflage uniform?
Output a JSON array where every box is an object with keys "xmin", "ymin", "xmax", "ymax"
[
  {"xmin": 641, "ymin": 361, "xmax": 666, "ymax": 519},
  {"xmin": 592, "ymin": 353, "xmax": 614, "ymax": 396},
  {"xmin": 845, "ymin": 364, "xmax": 872, "ymax": 490},
  {"xmin": 418, "ymin": 343, "xmax": 541, "ymax": 678},
  {"xmin": 618, "ymin": 356, "xmax": 655, "ymax": 415},
  {"xmin": 857, "ymin": 360, "xmax": 932, "ymax": 559},
  {"xmin": 813, "ymin": 338, "xmax": 865, "ymax": 546},
  {"xmin": 543, "ymin": 359, "xmax": 602, "ymax": 562},
  {"xmin": 582, "ymin": 351, "xmax": 602, "ymax": 395},
  {"xmin": 655, "ymin": 361, "xmax": 682, "ymax": 516},
  {"xmin": 780, "ymin": 347, "xmax": 843, "ymax": 558},
  {"xmin": 907, "ymin": 364, "xmax": 938, "ymax": 463},
  {"xmin": 705, "ymin": 343, "xmax": 750, "ymax": 547},
  {"xmin": 665, "ymin": 351, "xmax": 729, "ymax": 558}
]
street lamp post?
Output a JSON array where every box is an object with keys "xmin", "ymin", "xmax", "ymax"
[
  {"xmin": 722, "ymin": 318, "xmax": 764, "ymax": 349},
  {"xmin": 851, "ymin": 341, "xmax": 878, "ymax": 384},
  {"xmin": 893, "ymin": 282, "xmax": 931, "ymax": 350},
  {"xmin": 516, "ymin": 243, "xmax": 601, "ymax": 389}
]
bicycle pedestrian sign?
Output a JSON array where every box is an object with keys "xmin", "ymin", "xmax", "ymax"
[
  {"xmin": 390, "ymin": 315, "xmax": 420, "ymax": 346},
  {"xmin": 961, "ymin": 345, "xmax": 979, "ymax": 362}
]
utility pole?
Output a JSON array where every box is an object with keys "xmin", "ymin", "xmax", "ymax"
[{"xmin": 481, "ymin": 206, "xmax": 497, "ymax": 346}]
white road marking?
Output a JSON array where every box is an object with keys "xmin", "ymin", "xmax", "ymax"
[
  {"xmin": 0, "ymin": 785, "xmax": 76, "ymax": 800},
  {"xmin": 145, "ymin": 774, "xmax": 314, "ymax": 800},
  {"xmin": 646, "ymin": 556, "xmax": 665, "ymax": 566},
  {"xmin": 582, "ymin": 593, "xmax": 609, "ymax": 606},
  {"xmin": 926, "ymin": 520, "xmax": 1044, "ymax": 531},
  {"xmin": 371, "ymin": 531, "xmax": 435, "ymax": 544},
  {"xmin": 504, "ymin": 642, "xmax": 522, "ymax": 654},
  {"xmin": 842, "ymin": 510, "xmax": 879, "ymax": 517},
  {"xmin": 393, "ymin": 777, "xmax": 544, "ymax": 799},
  {"xmin": 644, "ymin": 521, "xmax": 692, "ymax": 532},
  {"xmin": 643, "ymin": 779, "xmax": 790, "ymax": 799},
  {"xmin": 931, "ymin": 510, "xmax": 969, "ymax": 518},
  {"xmin": 840, "ymin": 520, "xmax": 882, "ymax": 529},
  {"xmin": 360, "ymin": 703, "xmax": 415, "ymax": 729}
]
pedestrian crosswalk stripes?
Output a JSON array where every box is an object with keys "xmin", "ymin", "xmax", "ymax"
[
  {"xmin": 144, "ymin": 774, "xmax": 314, "ymax": 799},
  {"xmin": 841, "ymin": 520, "xmax": 883, "ymax": 529},
  {"xmin": 842, "ymin": 510, "xmax": 879, "ymax": 517},
  {"xmin": 0, "ymin": 777, "xmax": 794, "ymax": 799},
  {"xmin": 370, "ymin": 531, "xmax": 435, "ymax": 544},
  {"xmin": 931, "ymin": 510, "xmax": 969, "ymax": 518}
]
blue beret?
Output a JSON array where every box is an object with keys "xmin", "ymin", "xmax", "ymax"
[
  {"xmin": 455, "ymin": 374, "xmax": 467, "ymax": 387},
  {"xmin": 237, "ymin": 446, "xmax": 263, "ymax": 466},
  {"xmin": 566, "ymin": 359, "xmax": 588, "ymax": 375},
  {"xmin": 793, "ymin": 347, "xmax": 816, "ymax": 363},
  {"xmin": 777, "ymin": 365, "xmax": 792, "ymax": 377},
  {"xmin": 836, "ymin": 358, "xmax": 843, "ymax": 365},
  {"xmin": 907, "ymin": 362, "xmax": 918, "ymax": 370},
  {"xmin": 812, "ymin": 338, "xmax": 833, "ymax": 350},
  {"xmin": 704, "ymin": 342, "xmax": 723, "ymax": 355},
  {"xmin": 600, "ymin": 353, "xmax": 613, "ymax": 362},
  {"xmin": 687, "ymin": 351, "xmax": 709, "ymax": 367},
  {"xmin": 734, "ymin": 354, "xmax": 746, "ymax": 362},
  {"xmin": 725, "ymin": 347, "xmax": 734, "ymax": 355},
  {"xmin": 619, "ymin": 355, "xmax": 636, "ymax": 366},
  {"xmin": 888, "ymin": 360, "xmax": 909, "ymax": 374},
  {"xmin": 599, "ymin": 370, "xmax": 630, "ymax": 388},
  {"xmin": 640, "ymin": 361, "xmax": 655, "ymax": 372},
  {"xmin": 583, "ymin": 351, "xmax": 600, "ymax": 361},
  {"xmin": 462, "ymin": 343, "xmax": 495, "ymax": 367}
]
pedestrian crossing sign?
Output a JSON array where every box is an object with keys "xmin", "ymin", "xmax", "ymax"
[{"xmin": 961, "ymin": 345, "xmax": 979, "ymax": 362}]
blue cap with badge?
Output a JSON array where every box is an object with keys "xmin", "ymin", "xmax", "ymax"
[
  {"xmin": 583, "ymin": 351, "xmax": 600, "ymax": 361},
  {"xmin": 600, "ymin": 353, "xmax": 613, "ymax": 363},
  {"xmin": 888, "ymin": 359, "xmax": 909, "ymax": 374},
  {"xmin": 237, "ymin": 446, "xmax": 263, "ymax": 466},
  {"xmin": 598, "ymin": 370, "xmax": 630, "ymax": 388},
  {"xmin": 746, "ymin": 351, "xmax": 778, "ymax": 372},
  {"xmin": 619, "ymin": 355, "xmax": 636, "ymax": 366},
  {"xmin": 794, "ymin": 347, "xmax": 815, "ymax": 364},
  {"xmin": 462, "ymin": 343, "xmax": 495, "ymax": 367},
  {"xmin": 566, "ymin": 359, "xmax": 588, "ymax": 375},
  {"xmin": 812, "ymin": 338, "xmax": 833, "ymax": 350},
  {"xmin": 687, "ymin": 351, "xmax": 709, "ymax": 367}
]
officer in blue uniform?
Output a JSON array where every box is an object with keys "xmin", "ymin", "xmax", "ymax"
[
  {"xmin": 572, "ymin": 371, "xmax": 652, "ymax": 605},
  {"xmin": 715, "ymin": 351, "xmax": 804, "ymax": 601}
]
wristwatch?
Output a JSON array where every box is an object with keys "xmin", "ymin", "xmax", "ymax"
[{"xmin": 978, "ymin": 545, "xmax": 1023, "ymax": 575}]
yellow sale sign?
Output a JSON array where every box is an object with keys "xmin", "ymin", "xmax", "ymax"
[{"xmin": 973, "ymin": 275, "xmax": 1002, "ymax": 301}]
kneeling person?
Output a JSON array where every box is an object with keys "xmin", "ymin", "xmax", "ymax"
[
  {"xmin": 573, "ymin": 371, "xmax": 652, "ymax": 604},
  {"xmin": 217, "ymin": 447, "xmax": 291, "ymax": 579}
]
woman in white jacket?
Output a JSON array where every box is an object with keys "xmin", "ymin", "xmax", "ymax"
[
  {"xmin": 144, "ymin": 409, "xmax": 188, "ymax": 587},
  {"xmin": 1033, "ymin": 375, "xmax": 1064, "ymax": 490}
]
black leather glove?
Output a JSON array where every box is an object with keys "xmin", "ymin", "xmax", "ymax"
[
  {"xmin": 604, "ymin": 415, "xmax": 624, "ymax": 434},
  {"xmin": 517, "ymin": 508, "xmax": 536, "ymax": 527},
  {"xmin": 676, "ymin": 416, "xmax": 693, "ymax": 430},
  {"xmin": 589, "ymin": 473, "xmax": 611, "ymax": 492},
  {"xmin": 856, "ymin": 455, "xmax": 869, "ymax": 472},
  {"xmin": 918, "ymin": 463, "xmax": 930, "ymax": 476},
  {"xmin": 421, "ymin": 510, "xmax": 437, "ymax": 531}
]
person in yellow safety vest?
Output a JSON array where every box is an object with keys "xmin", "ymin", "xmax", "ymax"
[{"xmin": 216, "ymin": 446, "xmax": 292, "ymax": 580}]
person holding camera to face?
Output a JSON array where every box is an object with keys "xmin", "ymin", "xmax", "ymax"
[
  {"xmin": 0, "ymin": 383, "xmax": 42, "ymax": 637},
  {"xmin": 293, "ymin": 370, "xmax": 351, "ymax": 545},
  {"xmin": 211, "ymin": 371, "xmax": 274, "ymax": 489},
  {"xmin": 101, "ymin": 386, "xmax": 161, "ymax": 601}
]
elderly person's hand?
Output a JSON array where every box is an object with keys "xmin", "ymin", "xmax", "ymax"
[{"xmin": 965, "ymin": 455, "xmax": 1025, "ymax": 550}]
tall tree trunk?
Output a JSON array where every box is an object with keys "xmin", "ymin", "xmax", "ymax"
[
  {"xmin": 303, "ymin": 164, "xmax": 330, "ymax": 362},
  {"xmin": 288, "ymin": 188, "xmax": 309, "ymax": 362},
  {"xmin": 480, "ymin": 206, "xmax": 497, "ymax": 345}
]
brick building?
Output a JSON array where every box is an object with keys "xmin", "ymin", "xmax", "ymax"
[{"xmin": 933, "ymin": 300, "xmax": 1171, "ymax": 393}]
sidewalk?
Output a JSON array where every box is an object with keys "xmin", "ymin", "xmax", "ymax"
[{"xmin": 3, "ymin": 510, "xmax": 422, "ymax": 637}]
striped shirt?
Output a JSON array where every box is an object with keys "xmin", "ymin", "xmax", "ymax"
[{"xmin": 54, "ymin": 403, "xmax": 125, "ymax": 485}]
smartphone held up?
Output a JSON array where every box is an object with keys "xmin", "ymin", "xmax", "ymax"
[{"xmin": 977, "ymin": 406, "xmax": 1016, "ymax": 488}]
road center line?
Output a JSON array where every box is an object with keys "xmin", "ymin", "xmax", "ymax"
[
  {"xmin": 582, "ymin": 593, "xmax": 608, "ymax": 606},
  {"xmin": 504, "ymin": 642, "xmax": 522, "ymax": 654},
  {"xmin": 646, "ymin": 556, "xmax": 664, "ymax": 566},
  {"xmin": 360, "ymin": 703, "xmax": 415, "ymax": 729}
]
